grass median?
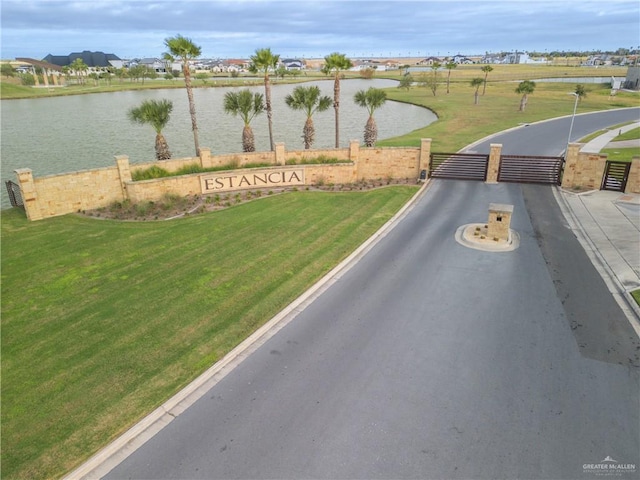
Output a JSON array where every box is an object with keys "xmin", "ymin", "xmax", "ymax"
[{"xmin": 1, "ymin": 186, "xmax": 418, "ymax": 479}]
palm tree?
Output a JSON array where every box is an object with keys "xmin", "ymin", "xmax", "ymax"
[
  {"xmin": 70, "ymin": 58, "xmax": 88, "ymax": 85},
  {"xmin": 481, "ymin": 65, "xmax": 493, "ymax": 95},
  {"xmin": 223, "ymin": 89, "xmax": 265, "ymax": 152},
  {"xmin": 249, "ymin": 48, "xmax": 280, "ymax": 151},
  {"xmin": 575, "ymin": 84, "xmax": 587, "ymax": 100},
  {"xmin": 285, "ymin": 86, "xmax": 332, "ymax": 149},
  {"xmin": 164, "ymin": 35, "xmax": 202, "ymax": 156},
  {"xmin": 127, "ymin": 99, "xmax": 173, "ymax": 160},
  {"xmin": 445, "ymin": 61, "xmax": 457, "ymax": 94},
  {"xmin": 322, "ymin": 52, "xmax": 353, "ymax": 148},
  {"xmin": 515, "ymin": 80, "xmax": 536, "ymax": 111},
  {"xmin": 470, "ymin": 77, "xmax": 484, "ymax": 105},
  {"xmin": 353, "ymin": 87, "xmax": 387, "ymax": 147}
]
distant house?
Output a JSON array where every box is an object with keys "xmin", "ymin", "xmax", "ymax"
[
  {"xmin": 282, "ymin": 58, "xmax": 305, "ymax": 70},
  {"xmin": 417, "ymin": 57, "xmax": 441, "ymax": 66},
  {"xmin": 451, "ymin": 55, "xmax": 473, "ymax": 64},
  {"xmin": 138, "ymin": 58, "xmax": 166, "ymax": 73},
  {"xmin": 42, "ymin": 50, "xmax": 123, "ymax": 70}
]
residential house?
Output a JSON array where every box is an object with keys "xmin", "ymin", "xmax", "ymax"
[
  {"xmin": 282, "ymin": 58, "xmax": 305, "ymax": 70},
  {"xmin": 42, "ymin": 50, "xmax": 123, "ymax": 70}
]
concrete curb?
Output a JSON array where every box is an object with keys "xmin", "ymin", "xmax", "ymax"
[
  {"xmin": 63, "ymin": 181, "xmax": 433, "ymax": 480},
  {"xmin": 552, "ymin": 187, "xmax": 640, "ymax": 338}
]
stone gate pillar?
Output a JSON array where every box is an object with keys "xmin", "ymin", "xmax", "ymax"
[
  {"xmin": 419, "ymin": 138, "xmax": 432, "ymax": 180},
  {"xmin": 486, "ymin": 143, "xmax": 502, "ymax": 183},
  {"xmin": 15, "ymin": 168, "xmax": 42, "ymax": 221}
]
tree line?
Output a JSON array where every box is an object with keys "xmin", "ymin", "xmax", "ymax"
[{"xmin": 129, "ymin": 35, "xmax": 388, "ymax": 161}]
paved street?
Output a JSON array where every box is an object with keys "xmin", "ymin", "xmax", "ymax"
[{"xmin": 105, "ymin": 179, "xmax": 639, "ymax": 479}]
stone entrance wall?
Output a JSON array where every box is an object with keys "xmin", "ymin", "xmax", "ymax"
[{"xmin": 14, "ymin": 140, "xmax": 429, "ymax": 221}]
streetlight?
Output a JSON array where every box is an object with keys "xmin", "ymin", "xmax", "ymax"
[{"xmin": 565, "ymin": 92, "xmax": 579, "ymax": 157}]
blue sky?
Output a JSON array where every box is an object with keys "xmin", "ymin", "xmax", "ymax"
[{"xmin": 1, "ymin": 0, "xmax": 639, "ymax": 60}]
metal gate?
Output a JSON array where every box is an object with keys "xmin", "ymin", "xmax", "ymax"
[
  {"xmin": 600, "ymin": 161, "xmax": 631, "ymax": 192},
  {"xmin": 497, "ymin": 155, "xmax": 564, "ymax": 185},
  {"xmin": 429, "ymin": 152, "xmax": 489, "ymax": 181},
  {"xmin": 5, "ymin": 180, "xmax": 24, "ymax": 208}
]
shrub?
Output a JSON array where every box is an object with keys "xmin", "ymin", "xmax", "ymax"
[{"xmin": 132, "ymin": 165, "xmax": 171, "ymax": 181}]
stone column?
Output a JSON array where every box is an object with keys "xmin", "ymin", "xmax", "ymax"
[
  {"xmin": 625, "ymin": 157, "xmax": 640, "ymax": 194},
  {"xmin": 487, "ymin": 203, "xmax": 513, "ymax": 241},
  {"xmin": 349, "ymin": 140, "xmax": 360, "ymax": 181},
  {"xmin": 560, "ymin": 143, "xmax": 581, "ymax": 189},
  {"xmin": 115, "ymin": 155, "xmax": 131, "ymax": 200},
  {"xmin": 275, "ymin": 142, "xmax": 286, "ymax": 166},
  {"xmin": 486, "ymin": 143, "xmax": 502, "ymax": 183},
  {"xmin": 15, "ymin": 168, "xmax": 42, "ymax": 221},
  {"xmin": 419, "ymin": 138, "xmax": 432, "ymax": 180},
  {"xmin": 199, "ymin": 147, "xmax": 212, "ymax": 169}
]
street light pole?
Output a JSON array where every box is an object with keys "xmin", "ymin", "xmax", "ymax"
[{"xmin": 565, "ymin": 92, "xmax": 579, "ymax": 157}]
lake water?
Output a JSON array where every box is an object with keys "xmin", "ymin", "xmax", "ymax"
[{"xmin": 0, "ymin": 79, "xmax": 436, "ymax": 208}]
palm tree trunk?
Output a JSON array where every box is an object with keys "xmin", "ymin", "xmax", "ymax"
[
  {"xmin": 333, "ymin": 74, "xmax": 340, "ymax": 148},
  {"xmin": 519, "ymin": 94, "xmax": 528, "ymax": 111},
  {"xmin": 155, "ymin": 133, "xmax": 171, "ymax": 160},
  {"xmin": 265, "ymin": 75, "xmax": 275, "ymax": 151},
  {"xmin": 242, "ymin": 125, "xmax": 255, "ymax": 152},
  {"xmin": 183, "ymin": 65, "xmax": 200, "ymax": 156},
  {"xmin": 303, "ymin": 117, "xmax": 315, "ymax": 149},
  {"xmin": 364, "ymin": 116, "xmax": 377, "ymax": 147}
]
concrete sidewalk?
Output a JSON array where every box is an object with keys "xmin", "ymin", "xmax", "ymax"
[{"xmin": 556, "ymin": 121, "xmax": 640, "ymax": 332}]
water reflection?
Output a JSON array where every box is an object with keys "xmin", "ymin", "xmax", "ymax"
[{"xmin": 1, "ymin": 79, "xmax": 436, "ymax": 208}]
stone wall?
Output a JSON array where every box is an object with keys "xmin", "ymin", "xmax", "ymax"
[
  {"xmin": 14, "ymin": 140, "xmax": 430, "ymax": 221},
  {"xmin": 561, "ymin": 143, "xmax": 640, "ymax": 193}
]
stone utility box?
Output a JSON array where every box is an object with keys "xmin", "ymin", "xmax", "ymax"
[{"xmin": 487, "ymin": 203, "xmax": 513, "ymax": 241}]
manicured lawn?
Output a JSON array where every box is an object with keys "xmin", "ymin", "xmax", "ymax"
[
  {"xmin": 379, "ymin": 81, "xmax": 639, "ymax": 152},
  {"xmin": 1, "ymin": 186, "xmax": 418, "ymax": 479},
  {"xmin": 601, "ymin": 126, "xmax": 640, "ymax": 161}
]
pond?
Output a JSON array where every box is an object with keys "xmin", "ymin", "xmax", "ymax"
[{"xmin": 0, "ymin": 79, "xmax": 437, "ymax": 208}]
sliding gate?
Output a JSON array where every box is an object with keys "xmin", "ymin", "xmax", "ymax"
[
  {"xmin": 429, "ymin": 152, "xmax": 489, "ymax": 181},
  {"xmin": 497, "ymin": 155, "xmax": 564, "ymax": 185}
]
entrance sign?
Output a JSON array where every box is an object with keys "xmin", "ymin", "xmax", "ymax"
[{"xmin": 200, "ymin": 168, "xmax": 305, "ymax": 193}]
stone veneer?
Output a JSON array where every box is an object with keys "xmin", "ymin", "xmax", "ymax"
[{"xmin": 14, "ymin": 138, "xmax": 639, "ymax": 221}]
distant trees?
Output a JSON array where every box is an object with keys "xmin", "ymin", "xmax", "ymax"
[
  {"xmin": 398, "ymin": 73, "xmax": 414, "ymax": 90},
  {"xmin": 422, "ymin": 61, "xmax": 441, "ymax": 96},
  {"xmin": 471, "ymin": 77, "xmax": 484, "ymax": 105},
  {"xmin": 128, "ymin": 99, "xmax": 174, "ymax": 160},
  {"xmin": 1, "ymin": 63, "xmax": 15, "ymax": 77},
  {"xmin": 481, "ymin": 65, "xmax": 493, "ymax": 95},
  {"xmin": 223, "ymin": 89, "xmax": 265, "ymax": 152},
  {"xmin": 69, "ymin": 58, "xmax": 88, "ymax": 85},
  {"xmin": 322, "ymin": 52, "xmax": 353, "ymax": 148},
  {"xmin": 285, "ymin": 85, "xmax": 332, "ymax": 149},
  {"xmin": 575, "ymin": 84, "xmax": 587, "ymax": 100},
  {"xmin": 445, "ymin": 61, "xmax": 457, "ymax": 94},
  {"xmin": 164, "ymin": 34, "xmax": 202, "ymax": 156},
  {"xmin": 515, "ymin": 80, "xmax": 536, "ymax": 111},
  {"xmin": 353, "ymin": 87, "xmax": 387, "ymax": 147}
]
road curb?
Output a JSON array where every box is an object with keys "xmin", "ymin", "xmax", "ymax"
[
  {"xmin": 552, "ymin": 187, "xmax": 640, "ymax": 338},
  {"xmin": 63, "ymin": 181, "xmax": 432, "ymax": 480}
]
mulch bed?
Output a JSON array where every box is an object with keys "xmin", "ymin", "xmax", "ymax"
[{"xmin": 80, "ymin": 178, "xmax": 417, "ymax": 221}]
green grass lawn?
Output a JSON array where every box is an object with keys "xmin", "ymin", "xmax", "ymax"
[
  {"xmin": 379, "ymin": 82, "xmax": 639, "ymax": 152},
  {"xmin": 1, "ymin": 187, "xmax": 418, "ymax": 479},
  {"xmin": 601, "ymin": 126, "xmax": 640, "ymax": 161}
]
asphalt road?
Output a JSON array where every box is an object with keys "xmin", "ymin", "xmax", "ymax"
[{"xmin": 104, "ymin": 109, "xmax": 640, "ymax": 480}]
